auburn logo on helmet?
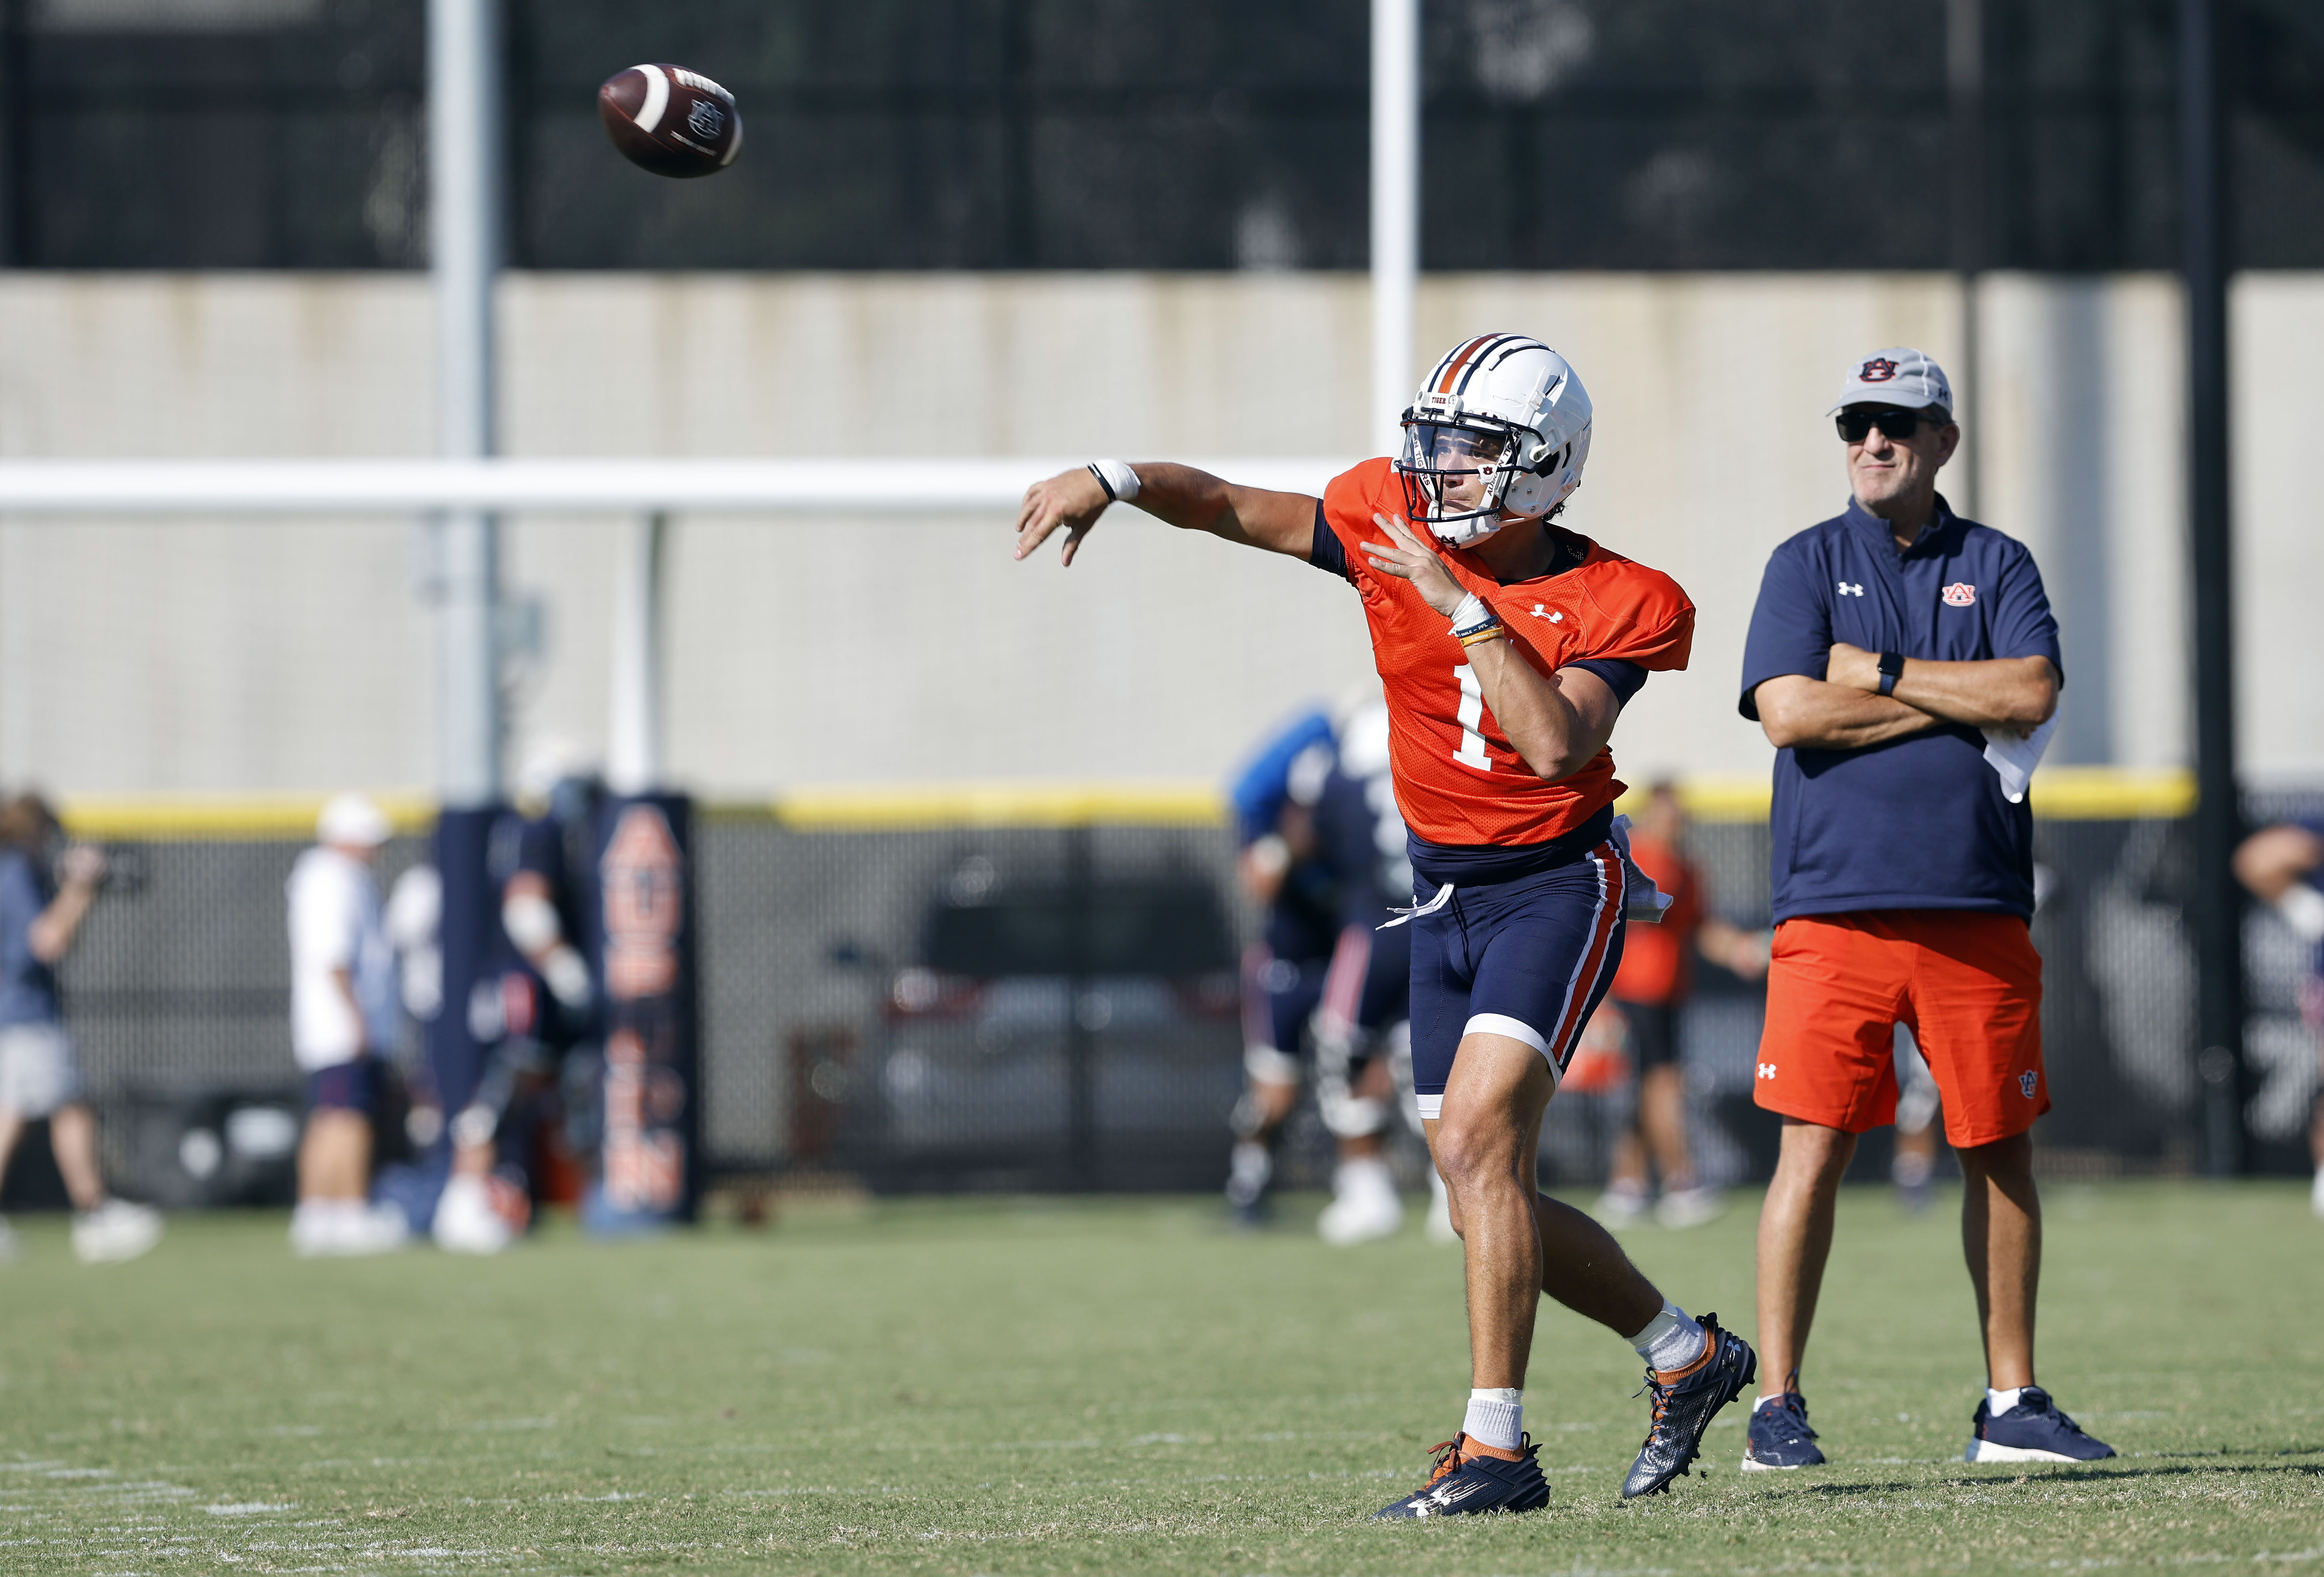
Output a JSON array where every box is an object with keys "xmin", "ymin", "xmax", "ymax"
[{"xmin": 1858, "ymin": 357, "xmax": 1899, "ymax": 382}]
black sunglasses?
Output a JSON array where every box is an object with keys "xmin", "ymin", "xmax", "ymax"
[{"xmin": 1836, "ymin": 406, "xmax": 1948, "ymax": 443}]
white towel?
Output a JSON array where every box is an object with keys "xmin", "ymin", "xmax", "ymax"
[{"xmin": 1981, "ymin": 715, "xmax": 2059, "ymax": 804}]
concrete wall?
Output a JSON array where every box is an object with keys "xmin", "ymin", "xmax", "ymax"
[{"xmin": 0, "ymin": 270, "xmax": 2316, "ymax": 798}]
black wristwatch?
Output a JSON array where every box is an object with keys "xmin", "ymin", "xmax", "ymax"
[{"xmin": 1877, "ymin": 651, "xmax": 1906, "ymax": 696}]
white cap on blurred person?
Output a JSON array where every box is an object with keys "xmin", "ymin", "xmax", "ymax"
[
  {"xmin": 317, "ymin": 792, "xmax": 391, "ymax": 849},
  {"xmin": 517, "ymin": 736, "xmax": 591, "ymax": 804},
  {"xmin": 1828, "ymin": 347, "xmax": 1953, "ymax": 418}
]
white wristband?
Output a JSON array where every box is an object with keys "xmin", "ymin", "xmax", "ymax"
[
  {"xmin": 1089, "ymin": 458, "xmax": 1141, "ymax": 503},
  {"xmin": 1450, "ymin": 592, "xmax": 1494, "ymax": 631},
  {"xmin": 2277, "ymin": 884, "xmax": 2324, "ymax": 943}
]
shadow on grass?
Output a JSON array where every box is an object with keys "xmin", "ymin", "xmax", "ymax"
[{"xmin": 1787, "ymin": 1459, "xmax": 2324, "ymax": 1497}]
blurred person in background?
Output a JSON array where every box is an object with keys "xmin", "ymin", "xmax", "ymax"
[
  {"xmin": 0, "ymin": 794, "xmax": 163, "ymax": 1264},
  {"xmin": 1223, "ymin": 693, "xmax": 1415, "ymax": 1244},
  {"xmin": 1889, "ymin": 1027, "xmax": 1944, "ymax": 1212},
  {"xmin": 434, "ymin": 747, "xmax": 602, "ymax": 1255},
  {"xmin": 286, "ymin": 793, "xmax": 407, "ymax": 1256},
  {"xmin": 1223, "ymin": 703, "xmax": 1335, "ymax": 1223},
  {"xmin": 1591, "ymin": 782, "xmax": 1768, "ymax": 1230},
  {"xmin": 2233, "ymin": 818, "xmax": 2324, "ymax": 1217}
]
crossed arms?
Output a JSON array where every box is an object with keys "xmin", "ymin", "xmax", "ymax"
[
  {"xmin": 1753, "ymin": 646, "xmax": 2058, "ymax": 752},
  {"xmin": 1014, "ymin": 463, "xmax": 1620, "ymax": 783}
]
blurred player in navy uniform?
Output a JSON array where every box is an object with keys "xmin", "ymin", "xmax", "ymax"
[
  {"xmin": 1224, "ymin": 693, "xmax": 1415, "ymax": 1243},
  {"xmin": 2235, "ymin": 818, "xmax": 2324, "ymax": 1217},
  {"xmin": 435, "ymin": 749, "xmax": 603, "ymax": 1254}
]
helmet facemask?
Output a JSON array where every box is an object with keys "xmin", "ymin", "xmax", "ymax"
[{"xmin": 1396, "ymin": 415, "xmax": 1550, "ymax": 547}]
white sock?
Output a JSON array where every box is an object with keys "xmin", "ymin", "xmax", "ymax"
[
  {"xmin": 1629, "ymin": 1300, "xmax": 1708, "ymax": 1373},
  {"xmin": 1752, "ymin": 1392, "xmax": 1785, "ymax": 1413},
  {"xmin": 1462, "ymin": 1387, "xmax": 1522, "ymax": 1451},
  {"xmin": 1986, "ymin": 1386, "xmax": 2025, "ymax": 1416}
]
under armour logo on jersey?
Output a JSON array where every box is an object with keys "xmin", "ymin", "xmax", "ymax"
[
  {"xmin": 1528, "ymin": 603, "xmax": 1564, "ymax": 622},
  {"xmin": 2019, "ymin": 1070, "xmax": 2038, "ymax": 1098},
  {"xmin": 1943, "ymin": 582, "xmax": 1977, "ymax": 607},
  {"xmin": 1757, "ymin": 1062, "xmax": 1778, "ymax": 1080},
  {"xmin": 1859, "ymin": 356, "xmax": 1899, "ymax": 383},
  {"xmin": 1837, "ymin": 581, "xmax": 1864, "ymax": 597}
]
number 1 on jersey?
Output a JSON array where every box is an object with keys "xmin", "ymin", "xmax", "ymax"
[{"xmin": 1453, "ymin": 664, "xmax": 1491, "ymax": 772}]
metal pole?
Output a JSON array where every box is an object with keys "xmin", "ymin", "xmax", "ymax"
[
  {"xmin": 429, "ymin": 0, "xmax": 502, "ymax": 807},
  {"xmin": 1, "ymin": 0, "xmax": 31, "ymax": 267},
  {"xmin": 1064, "ymin": 822, "xmax": 1095, "ymax": 1189},
  {"xmin": 606, "ymin": 512, "xmax": 666, "ymax": 796},
  {"xmin": 1946, "ymin": 0, "xmax": 1985, "ymax": 517},
  {"xmin": 1370, "ymin": 0, "xmax": 1418, "ymax": 461},
  {"xmin": 2179, "ymin": 0, "xmax": 2245, "ymax": 1175}
]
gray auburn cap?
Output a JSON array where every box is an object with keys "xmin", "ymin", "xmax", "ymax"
[{"xmin": 1828, "ymin": 347, "xmax": 1953, "ymax": 418}]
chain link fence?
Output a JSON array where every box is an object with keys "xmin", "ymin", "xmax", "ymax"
[
  {"xmin": 6, "ymin": 0, "xmax": 2323, "ymax": 271},
  {"xmin": 17, "ymin": 789, "xmax": 2320, "ymax": 1208}
]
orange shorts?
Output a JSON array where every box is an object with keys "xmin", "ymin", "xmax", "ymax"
[{"xmin": 1754, "ymin": 910, "xmax": 2048, "ymax": 1147}]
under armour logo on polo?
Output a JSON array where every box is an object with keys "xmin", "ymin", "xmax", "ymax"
[
  {"xmin": 1837, "ymin": 581, "xmax": 1864, "ymax": 597},
  {"xmin": 1859, "ymin": 357, "xmax": 1899, "ymax": 382},
  {"xmin": 2019, "ymin": 1070, "xmax": 2038, "ymax": 1098},
  {"xmin": 1757, "ymin": 1063, "xmax": 1778, "ymax": 1080},
  {"xmin": 1529, "ymin": 603, "xmax": 1563, "ymax": 622},
  {"xmin": 1943, "ymin": 583, "xmax": 1977, "ymax": 607}
]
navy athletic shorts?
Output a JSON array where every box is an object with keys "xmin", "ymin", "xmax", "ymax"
[
  {"xmin": 1241, "ymin": 919, "xmax": 1412, "ymax": 1077},
  {"xmin": 305, "ymin": 1057, "xmax": 383, "ymax": 1115},
  {"xmin": 1406, "ymin": 839, "xmax": 1628, "ymax": 1120}
]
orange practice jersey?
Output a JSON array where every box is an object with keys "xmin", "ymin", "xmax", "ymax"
[
  {"xmin": 1608, "ymin": 830, "xmax": 1706, "ymax": 1005},
  {"xmin": 1319, "ymin": 458, "xmax": 1696, "ymax": 849}
]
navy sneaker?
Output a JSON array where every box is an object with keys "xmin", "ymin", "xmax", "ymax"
[
  {"xmin": 1742, "ymin": 1372, "xmax": 1825, "ymax": 1471},
  {"xmin": 1621, "ymin": 1313, "xmax": 1757, "ymax": 1499},
  {"xmin": 1373, "ymin": 1433, "xmax": 1551, "ymax": 1519},
  {"xmin": 1964, "ymin": 1387, "xmax": 2116, "ymax": 1463}
]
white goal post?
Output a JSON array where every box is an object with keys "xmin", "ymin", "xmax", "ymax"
[
  {"xmin": 0, "ymin": 457, "xmax": 1348, "ymax": 515},
  {"xmin": 0, "ymin": 455, "xmax": 1355, "ymax": 796}
]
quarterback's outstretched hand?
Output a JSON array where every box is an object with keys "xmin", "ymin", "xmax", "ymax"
[
  {"xmin": 1361, "ymin": 511, "xmax": 1465, "ymax": 615},
  {"xmin": 1015, "ymin": 467, "xmax": 1113, "ymax": 567}
]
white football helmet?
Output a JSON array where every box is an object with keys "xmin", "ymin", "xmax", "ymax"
[{"xmin": 1395, "ymin": 334, "xmax": 1593, "ymax": 546}]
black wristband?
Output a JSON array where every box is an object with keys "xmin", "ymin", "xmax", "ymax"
[
  {"xmin": 1086, "ymin": 463, "xmax": 1118, "ymax": 504},
  {"xmin": 1877, "ymin": 651, "xmax": 1906, "ymax": 696}
]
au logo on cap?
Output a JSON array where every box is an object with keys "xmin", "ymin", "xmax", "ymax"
[{"xmin": 1859, "ymin": 356, "xmax": 1900, "ymax": 383}]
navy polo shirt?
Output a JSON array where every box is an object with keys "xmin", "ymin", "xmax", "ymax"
[{"xmin": 1739, "ymin": 495, "xmax": 2062, "ymax": 923}]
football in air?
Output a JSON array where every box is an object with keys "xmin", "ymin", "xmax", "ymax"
[{"xmin": 598, "ymin": 64, "xmax": 742, "ymax": 178}]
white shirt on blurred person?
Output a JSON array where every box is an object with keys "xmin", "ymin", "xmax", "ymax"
[
  {"xmin": 285, "ymin": 794, "xmax": 407, "ymax": 1257},
  {"xmin": 288, "ymin": 838, "xmax": 397, "ymax": 1069}
]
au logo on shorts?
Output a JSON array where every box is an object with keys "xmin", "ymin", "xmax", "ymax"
[
  {"xmin": 1942, "ymin": 582, "xmax": 1977, "ymax": 607},
  {"xmin": 2018, "ymin": 1070, "xmax": 2038, "ymax": 1099}
]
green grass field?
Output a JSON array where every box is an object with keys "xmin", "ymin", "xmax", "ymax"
[{"xmin": 2, "ymin": 1180, "xmax": 2320, "ymax": 1575}]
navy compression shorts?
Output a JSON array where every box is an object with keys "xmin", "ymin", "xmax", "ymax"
[{"xmin": 1406, "ymin": 838, "xmax": 1628, "ymax": 1119}]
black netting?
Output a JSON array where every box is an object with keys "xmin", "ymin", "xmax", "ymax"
[
  {"xmin": 34, "ymin": 799, "xmax": 2323, "ymax": 1201},
  {"xmin": 4, "ymin": 0, "xmax": 2321, "ymax": 270}
]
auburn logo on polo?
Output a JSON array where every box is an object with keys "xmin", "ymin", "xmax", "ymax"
[
  {"xmin": 1858, "ymin": 356, "xmax": 1899, "ymax": 382},
  {"xmin": 1942, "ymin": 582, "xmax": 1976, "ymax": 607}
]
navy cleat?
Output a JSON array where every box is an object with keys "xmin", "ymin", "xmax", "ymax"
[
  {"xmin": 1964, "ymin": 1387, "xmax": 2115, "ymax": 1463},
  {"xmin": 1621, "ymin": 1312, "xmax": 1756, "ymax": 1500},
  {"xmin": 1373, "ymin": 1433, "xmax": 1550, "ymax": 1519},
  {"xmin": 1741, "ymin": 1371, "xmax": 1825, "ymax": 1471}
]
